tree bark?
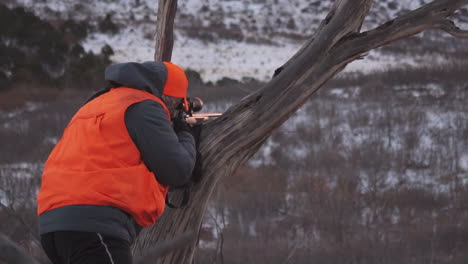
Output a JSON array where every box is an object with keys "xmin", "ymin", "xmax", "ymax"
[
  {"xmin": 153, "ymin": 0, "xmax": 177, "ymax": 61},
  {"xmin": 0, "ymin": 234, "xmax": 39, "ymax": 264},
  {"xmin": 134, "ymin": 0, "xmax": 468, "ymax": 262}
]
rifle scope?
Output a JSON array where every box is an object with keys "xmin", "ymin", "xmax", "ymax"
[{"xmin": 187, "ymin": 97, "xmax": 204, "ymax": 113}]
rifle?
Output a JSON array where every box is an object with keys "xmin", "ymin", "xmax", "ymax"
[
  {"xmin": 181, "ymin": 97, "xmax": 223, "ymax": 125},
  {"xmin": 186, "ymin": 113, "xmax": 222, "ymax": 125}
]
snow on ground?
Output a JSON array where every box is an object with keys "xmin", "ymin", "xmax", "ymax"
[
  {"xmin": 460, "ymin": 154, "xmax": 468, "ymax": 171},
  {"xmin": 173, "ymin": 36, "xmax": 295, "ymax": 82},
  {"xmin": 0, "ymin": 102, "xmax": 43, "ymax": 119},
  {"xmin": 13, "ymin": 0, "xmax": 465, "ymax": 82},
  {"xmin": 0, "ymin": 162, "xmax": 42, "ymax": 206},
  {"xmin": 10, "ymin": 0, "xmax": 158, "ymax": 21},
  {"xmin": 84, "ymin": 24, "xmax": 456, "ymax": 83},
  {"xmin": 199, "ymin": 203, "xmax": 229, "ymax": 249},
  {"xmin": 83, "ymin": 26, "xmax": 301, "ymax": 82},
  {"xmin": 0, "ymin": 163, "xmax": 43, "ymax": 178},
  {"xmin": 249, "ymin": 137, "xmax": 280, "ymax": 167},
  {"xmin": 0, "ymin": 102, "xmax": 45, "ymax": 131},
  {"xmin": 425, "ymin": 110, "xmax": 458, "ymax": 130}
]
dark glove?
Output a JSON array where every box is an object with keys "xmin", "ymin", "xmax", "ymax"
[
  {"xmin": 190, "ymin": 124, "xmax": 203, "ymax": 184},
  {"xmin": 173, "ymin": 118, "xmax": 191, "ymax": 133}
]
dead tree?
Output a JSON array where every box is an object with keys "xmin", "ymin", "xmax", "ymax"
[
  {"xmin": 132, "ymin": 0, "xmax": 468, "ymax": 263},
  {"xmin": 153, "ymin": 0, "xmax": 177, "ymax": 61},
  {"xmin": 0, "ymin": 234, "xmax": 40, "ymax": 264},
  {"xmin": 1, "ymin": 1, "xmax": 466, "ymax": 264}
]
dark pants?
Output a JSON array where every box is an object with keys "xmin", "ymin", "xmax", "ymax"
[{"xmin": 41, "ymin": 231, "xmax": 132, "ymax": 264}]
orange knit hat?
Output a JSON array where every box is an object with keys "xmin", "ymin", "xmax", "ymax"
[{"xmin": 162, "ymin": 61, "xmax": 189, "ymax": 110}]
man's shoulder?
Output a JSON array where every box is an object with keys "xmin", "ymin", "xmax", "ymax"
[
  {"xmin": 124, "ymin": 100, "xmax": 171, "ymax": 138},
  {"xmin": 126, "ymin": 100, "xmax": 167, "ymax": 119}
]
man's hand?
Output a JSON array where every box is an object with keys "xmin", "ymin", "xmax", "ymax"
[{"xmin": 172, "ymin": 118, "xmax": 191, "ymax": 133}]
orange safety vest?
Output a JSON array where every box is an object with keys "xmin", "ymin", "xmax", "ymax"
[{"xmin": 37, "ymin": 87, "xmax": 170, "ymax": 227}]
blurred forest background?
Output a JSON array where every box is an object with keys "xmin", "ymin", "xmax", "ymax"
[{"xmin": 1, "ymin": 3, "xmax": 468, "ymax": 264}]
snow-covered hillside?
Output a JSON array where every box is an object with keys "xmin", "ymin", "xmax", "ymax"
[
  {"xmin": 2, "ymin": 2, "xmax": 468, "ymax": 256},
  {"xmin": 8, "ymin": 0, "xmax": 438, "ymax": 36},
  {"xmin": 8, "ymin": 0, "xmax": 468, "ymax": 81}
]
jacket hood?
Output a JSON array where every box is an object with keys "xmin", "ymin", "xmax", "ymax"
[{"xmin": 104, "ymin": 61, "xmax": 168, "ymax": 97}]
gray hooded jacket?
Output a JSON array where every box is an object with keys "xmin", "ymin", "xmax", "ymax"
[{"xmin": 39, "ymin": 62, "xmax": 196, "ymax": 242}]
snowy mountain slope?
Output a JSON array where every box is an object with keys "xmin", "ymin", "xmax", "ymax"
[
  {"xmin": 10, "ymin": 0, "xmax": 446, "ymax": 36},
  {"xmin": 8, "ymin": 0, "xmax": 468, "ymax": 82}
]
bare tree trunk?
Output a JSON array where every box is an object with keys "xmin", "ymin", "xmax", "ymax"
[
  {"xmin": 0, "ymin": 234, "xmax": 39, "ymax": 264},
  {"xmin": 134, "ymin": 231, "xmax": 196, "ymax": 264},
  {"xmin": 153, "ymin": 0, "xmax": 177, "ymax": 61},
  {"xmin": 134, "ymin": 0, "xmax": 468, "ymax": 263}
]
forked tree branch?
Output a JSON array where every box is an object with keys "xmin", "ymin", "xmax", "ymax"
[
  {"xmin": 439, "ymin": 20, "xmax": 468, "ymax": 37},
  {"xmin": 206, "ymin": 0, "xmax": 468, "ymax": 160},
  {"xmin": 335, "ymin": 0, "xmax": 468, "ymax": 62}
]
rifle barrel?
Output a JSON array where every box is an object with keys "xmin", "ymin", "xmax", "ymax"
[
  {"xmin": 191, "ymin": 113, "xmax": 223, "ymax": 117},
  {"xmin": 186, "ymin": 113, "xmax": 223, "ymax": 125}
]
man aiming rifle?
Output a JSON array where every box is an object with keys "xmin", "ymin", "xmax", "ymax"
[{"xmin": 37, "ymin": 61, "xmax": 201, "ymax": 264}]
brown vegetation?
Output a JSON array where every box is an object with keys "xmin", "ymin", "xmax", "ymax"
[{"xmin": 2, "ymin": 61, "xmax": 467, "ymax": 263}]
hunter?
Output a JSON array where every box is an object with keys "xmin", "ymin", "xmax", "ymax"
[{"xmin": 37, "ymin": 61, "xmax": 196, "ymax": 264}]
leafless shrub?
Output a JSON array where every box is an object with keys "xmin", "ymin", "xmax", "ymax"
[{"xmin": 2, "ymin": 54, "xmax": 468, "ymax": 263}]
